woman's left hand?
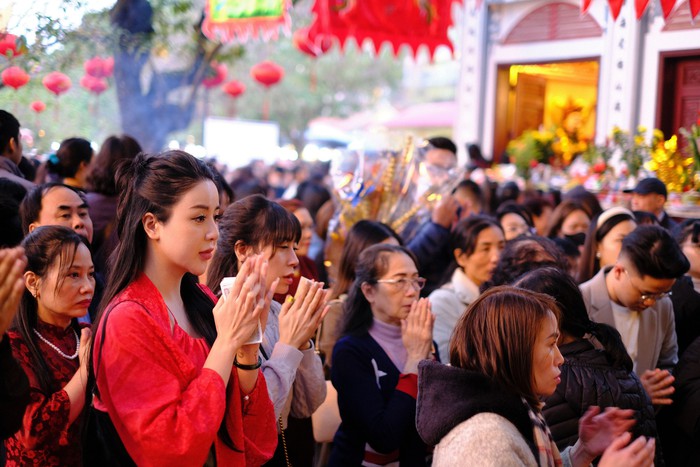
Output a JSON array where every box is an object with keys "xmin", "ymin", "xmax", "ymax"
[{"xmin": 576, "ymin": 406, "xmax": 637, "ymax": 460}]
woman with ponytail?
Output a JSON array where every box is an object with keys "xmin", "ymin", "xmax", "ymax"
[
  {"xmin": 45, "ymin": 138, "xmax": 94, "ymax": 189},
  {"xmin": 4, "ymin": 226, "xmax": 93, "ymax": 466},
  {"xmin": 513, "ymin": 267, "xmax": 659, "ymax": 459},
  {"xmin": 87, "ymin": 150, "xmax": 277, "ymax": 466}
]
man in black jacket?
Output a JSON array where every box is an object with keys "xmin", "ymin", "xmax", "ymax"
[{"xmin": 0, "ymin": 247, "xmax": 30, "ymax": 463}]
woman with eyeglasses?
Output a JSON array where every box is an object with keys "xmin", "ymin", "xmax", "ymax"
[{"xmin": 329, "ymin": 243, "xmax": 435, "ymax": 466}]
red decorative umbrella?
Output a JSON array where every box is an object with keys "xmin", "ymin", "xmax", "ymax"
[
  {"xmin": 1, "ymin": 66, "xmax": 30, "ymax": 90},
  {"xmin": 251, "ymin": 60, "xmax": 284, "ymax": 120},
  {"xmin": 30, "ymin": 101, "xmax": 46, "ymax": 113},
  {"xmin": 43, "ymin": 72, "xmax": 72, "ymax": 96},
  {"xmin": 223, "ymin": 80, "xmax": 245, "ymax": 98},
  {"xmin": 0, "ymin": 33, "xmax": 22, "ymax": 58},
  {"xmin": 202, "ymin": 62, "xmax": 228, "ymax": 89},
  {"xmin": 84, "ymin": 56, "xmax": 114, "ymax": 79}
]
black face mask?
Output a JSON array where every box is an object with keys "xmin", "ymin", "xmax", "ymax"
[{"xmin": 564, "ymin": 232, "xmax": 586, "ymax": 247}]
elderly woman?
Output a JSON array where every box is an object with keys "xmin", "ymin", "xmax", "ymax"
[{"xmin": 330, "ymin": 244, "xmax": 435, "ymax": 466}]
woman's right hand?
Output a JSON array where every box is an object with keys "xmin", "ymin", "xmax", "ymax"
[
  {"xmin": 278, "ymin": 278, "xmax": 329, "ymax": 349},
  {"xmin": 212, "ymin": 254, "xmax": 268, "ymax": 350},
  {"xmin": 598, "ymin": 432, "xmax": 655, "ymax": 467},
  {"xmin": 401, "ymin": 298, "xmax": 434, "ymax": 373}
]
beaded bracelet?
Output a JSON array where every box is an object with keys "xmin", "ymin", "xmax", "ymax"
[{"xmin": 234, "ymin": 355, "xmax": 262, "ymax": 370}]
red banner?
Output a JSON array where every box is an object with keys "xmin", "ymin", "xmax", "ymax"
[
  {"xmin": 307, "ymin": 0, "xmax": 462, "ymax": 60},
  {"xmin": 202, "ymin": 0, "xmax": 290, "ymax": 43},
  {"xmin": 583, "ymin": 0, "xmax": 698, "ymax": 19}
]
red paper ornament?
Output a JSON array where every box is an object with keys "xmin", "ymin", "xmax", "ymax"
[
  {"xmin": 0, "ymin": 33, "xmax": 22, "ymax": 58},
  {"xmin": 634, "ymin": 0, "xmax": 650, "ymax": 18},
  {"xmin": 250, "ymin": 61, "xmax": 284, "ymax": 88},
  {"xmin": 608, "ymin": 0, "xmax": 624, "ymax": 19},
  {"xmin": 84, "ymin": 56, "xmax": 114, "ymax": 79},
  {"xmin": 202, "ymin": 62, "xmax": 228, "ymax": 89},
  {"xmin": 293, "ymin": 27, "xmax": 332, "ymax": 57},
  {"xmin": 43, "ymin": 72, "xmax": 72, "ymax": 96},
  {"xmin": 1, "ymin": 66, "xmax": 30, "ymax": 90},
  {"xmin": 691, "ymin": 0, "xmax": 700, "ymax": 19},
  {"xmin": 660, "ymin": 0, "xmax": 677, "ymax": 18},
  {"xmin": 0, "ymin": 33, "xmax": 24, "ymax": 59},
  {"xmin": 30, "ymin": 101, "xmax": 46, "ymax": 113},
  {"xmin": 80, "ymin": 75, "xmax": 108, "ymax": 95},
  {"xmin": 223, "ymin": 80, "xmax": 245, "ymax": 98}
]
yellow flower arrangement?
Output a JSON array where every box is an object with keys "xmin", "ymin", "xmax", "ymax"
[{"xmin": 644, "ymin": 130, "xmax": 696, "ymax": 192}]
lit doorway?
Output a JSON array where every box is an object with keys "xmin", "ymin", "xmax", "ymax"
[{"xmin": 493, "ymin": 60, "xmax": 600, "ymax": 163}]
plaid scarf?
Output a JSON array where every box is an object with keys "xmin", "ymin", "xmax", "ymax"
[{"xmin": 522, "ymin": 398, "xmax": 563, "ymax": 467}]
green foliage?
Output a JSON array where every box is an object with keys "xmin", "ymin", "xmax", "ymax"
[{"xmin": 1, "ymin": 0, "xmax": 404, "ymax": 151}]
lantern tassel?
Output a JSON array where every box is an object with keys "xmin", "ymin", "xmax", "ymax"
[{"xmin": 263, "ymin": 91, "xmax": 270, "ymax": 120}]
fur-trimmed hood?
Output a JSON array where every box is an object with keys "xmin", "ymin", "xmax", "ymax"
[{"xmin": 416, "ymin": 360, "xmax": 535, "ymax": 449}]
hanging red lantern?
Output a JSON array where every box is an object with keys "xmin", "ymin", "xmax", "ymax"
[
  {"xmin": 80, "ymin": 75, "xmax": 108, "ymax": 95},
  {"xmin": 202, "ymin": 62, "xmax": 228, "ymax": 89},
  {"xmin": 1, "ymin": 66, "xmax": 30, "ymax": 90},
  {"xmin": 251, "ymin": 60, "xmax": 284, "ymax": 88},
  {"xmin": 43, "ymin": 72, "xmax": 72, "ymax": 96},
  {"xmin": 293, "ymin": 27, "xmax": 332, "ymax": 57},
  {"xmin": 0, "ymin": 33, "xmax": 22, "ymax": 58},
  {"xmin": 84, "ymin": 56, "xmax": 114, "ymax": 79},
  {"xmin": 223, "ymin": 80, "xmax": 245, "ymax": 98},
  {"xmin": 31, "ymin": 101, "xmax": 46, "ymax": 113}
]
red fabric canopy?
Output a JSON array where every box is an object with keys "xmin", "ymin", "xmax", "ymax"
[{"xmin": 307, "ymin": 0, "xmax": 462, "ymax": 60}]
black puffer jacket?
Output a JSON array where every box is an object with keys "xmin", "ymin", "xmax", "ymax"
[
  {"xmin": 543, "ymin": 339, "xmax": 658, "ymax": 456},
  {"xmin": 657, "ymin": 334, "xmax": 700, "ymax": 467}
]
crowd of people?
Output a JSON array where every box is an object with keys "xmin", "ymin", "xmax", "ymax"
[{"xmin": 1, "ymin": 105, "xmax": 699, "ymax": 467}]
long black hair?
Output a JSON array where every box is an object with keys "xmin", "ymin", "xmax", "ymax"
[
  {"xmin": 14, "ymin": 225, "xmax": 88, "ymax": 394},
  {"xmin": 513, "ymin": 266, "xmax": 633, "ymax": 370},
  {"xmin": 88, "ymin": 150, "xmax": 238, "ymax": 446}
]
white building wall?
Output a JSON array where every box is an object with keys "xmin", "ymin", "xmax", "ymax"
[{"xmin": 454, "ymin": 0, "xmax": 700, "ymax": 160}]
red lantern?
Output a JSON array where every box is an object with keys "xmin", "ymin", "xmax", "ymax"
[
  {"xmin": 43, "ymin": 72, "xmax": 72, "ymax": 96},
  {"xmin": 293, "ymin": 27, "xmax": 332, "ymax": 57},
  {"xmin": 250, "ymin": 61, "xmax": 284, "ymax": 88},
  {"xmin": 80, "ymin": 75, "xmax": 108, "ymax": 95},
  {"xmin": 202, "ymin": 62, "xmax": 228, "ymax": 89},
  {"xmin": 30, "ymin": 101, "xmax": 46, "ymax": 113},
  {"xmin": 84, "ymin": 56, "xmax": 114, "ymax": 79},
  {"xmin": 223, "ymin": 80, "xmax": 245, "ymax": 98},
  {"xmin": 1, "ymin": 66, "xmax": 30, "ymax": 90},
  {"xmin": 0, "ymin": 33, "xmax": 22, "ymax": 58}
]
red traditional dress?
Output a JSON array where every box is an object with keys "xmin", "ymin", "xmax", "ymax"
[
  {"xmin": 4, "ymin": 321, "xmax": 83, "ymax": 466},
  {"xmin": 92, "ymin": 273, "xmax": 277, "ymax": 466}
]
